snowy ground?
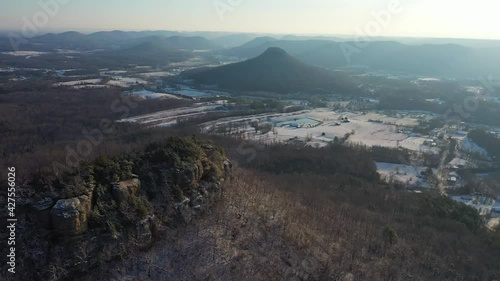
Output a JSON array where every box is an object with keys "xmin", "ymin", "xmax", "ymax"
[
  {"xmin": 126, "ymin": 89, "xmax": 182, "ymax": 100},
  {"xmin": 139, "ymin": 71, "xmax": 176, "ymax": 78},
  {"xmin": 106, "ymin": 76, "xmax": 148, "ymax": 87},
  {"xmin": 376, "ymin": 162, "xmax": 435, "ymax": 187},
  {"xmin": 119, "ymin": 103, "xmax": 224, "ymax": 127},
  {"xmin": 100, "ymin": 70, "xmax": 128, "ymax": 76},
  {"xmin": 1, "ymin": 51, "xmax": 48, "ymax": 56},
  {"xmin": 459, "ymin": 137, "xmax": 489, "ymax": 157},
  {"xmin": 55, "ymin": 49, "xmax": 81, "ymax": 54},
  {"xmin": 72, "ymin": 85, "xmax": 110, "ymax": 89},
  {"xmin": 447, "ymin": 157, "xmax": 469, "ymax": 168},
  {"xmin": 53, "ymin": 79, "xmax": 102, "ymax": 87},
  {"xmin": 452, "ymin": 195, "xmax": 498, "ymax": 216},
  {"xmin": 206, "ymin": 109, "xmax": 439, "ymax": 153},
  {"xmin": 197, "ymin": 109, "xmax": 442, "ymax": 156},
  {"xmin": 53, "ymin": 76, "xmax": 150, "ymax": 89},
  {"xmin": 487, "ymin": 218, "xmax": 500, "ymax": 230},
  {"xmin": 164, "ymin": 85, "xmax": 225, "ymax": 98}
]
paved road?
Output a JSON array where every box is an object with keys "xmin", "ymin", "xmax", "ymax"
[{"xmin": 436, "ymin": 147, "xmax": 451, "ymax": 195}]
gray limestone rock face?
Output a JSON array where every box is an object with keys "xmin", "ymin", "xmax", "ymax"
[{"xmin": 50, "ymin": 193, "xmax": 92, "ymax": 236}]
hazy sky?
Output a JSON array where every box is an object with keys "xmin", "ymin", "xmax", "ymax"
[{"xmin": 1, "ymin": 0, "xmax": 499, "ymax": 39}]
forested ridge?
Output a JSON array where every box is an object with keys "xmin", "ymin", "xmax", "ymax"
[{"xmin": 1, "ymin": 90, "xmax": 500, "ymax": 281}]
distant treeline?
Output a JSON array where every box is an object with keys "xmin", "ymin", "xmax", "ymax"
[
  {"xmin": 377, "ymin": 90, "xmax": 500, "ymax": 126},
  {"xmin": 0, "ymin": 89, "xmax": 193, "ymax": 182},
  {"xmin": 238, "ymin": 142, "xmax": 380, "ymax": 183}
]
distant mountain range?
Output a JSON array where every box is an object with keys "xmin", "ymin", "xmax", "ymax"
[
  {"xmin": 163, "ymin": 36, "xmax": 217, "ymax": 50},
  {"xmin": 1, "ymin": 30, "xmax": 499, "ymax": 78},
  {"xmin": 120, "ymin": 35, "xmax": 218, "ymax": 51},
  {"xmin": 225, "ymin": 39, "xmax": 500, "ymax": 77},
  {"xmin": 237, "ymin": 36, "xmax": 278, "ymax": 49},
  {"xmin": 0, "ymin": 31, "xmax": 223, "ymax": 52},
  {"xmin": 93, "ymin": 39, "xmax": 194, "ymax": 66},
  {"xmin": 210, "ymin": 33, "xmax": 257, "ymax": 48},
  {"xmin": 184, "ymin": 47, "xmax": 346, "ymax": 92}
]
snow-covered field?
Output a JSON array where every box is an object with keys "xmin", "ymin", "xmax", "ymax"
[
  {"xmin": 55, "ymin": 49, "xmax": 81, "ymax": 54},
  {"xmin": 2, "ymin": 51, "xmax": 48, "ymax": 57},
  {"xmin": 452, "ymin": 195, "xmax": 498, "ymax": 216},
  {"xmin": 418, "ymin": 77, "xmax": 440, "ymax": 82},
  {"xmin": 100, "ymin": 70, "xmax": 128, "ymax": 76},
  {"xmin": 126, "ymin": 89, "xmax": 181, "ymax": 100},
  {"xmin": 487, "ymin": 218, "xmax": 500, "ymax": 230},
  {"xmin": 139, "ymin": 71, "xmax": 176, "ymax": 78},
  {"xmin": 459, "ymin": 137, "xmax": 489, "ymax": 156},
  {"xmin": 106, "ymin": 77, "xmax": 148, "ymax": 87},
  {"xmin": 201, "ymin": 109, "xmax": 440, "ymax": 154},
  {"xmin": 165, "ymin": 85, "xmax": 215, "ymax": 98},
  {"xmin": 53, "ymin": 76, "xmax": 150, "ymax": 89},
  {"xmin": 54, "ymin": 79, "xmax": 102, "ymax": 87},
  {"xmin": 73, "ymin": 85, "xmax": 110, "ymax": 89},
  {"xmin": 279, "ymin": 110, "xmax": 435, "ymax": 152},
  {"xmin": 119, "ymin": 103, "xmax": 224, "ymax": 127},
  {"xmin": 376, "ymin": 162, "xmax": 435, "ymax": 187},
  {"xmin": 351, "ymin": 112, "xmax": 421, "ymax": 126},
  {"xmin": 447, "ymin": 157, "xmax": 470, "ymax": 168}
]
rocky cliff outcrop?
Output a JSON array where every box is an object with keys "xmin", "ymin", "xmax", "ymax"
[
  {"xmin": 13, "ymin": 137, "xmax": 229, "ymax": 281},
  {"xmin": 51, "ymin": 193, "xmax": 93, "ymax": 236}
]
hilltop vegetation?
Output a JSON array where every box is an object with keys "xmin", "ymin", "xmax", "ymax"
[
  {"xmin": 0, "ymin": 89, "xmax": 195, "ymax": 182},
  {"xmin": 5, "ymin": 136, "xmax": 228, "ymax": 281},
  {"xmin": 1, "ymin": 89, "xmax": 500, "ymax": 280},
  {"xmin": 81, "ymin": 150, "xmax": 500, "ymax": 281},
  {"xmin": 184, "ymin": 47, "xmax": 353, "ymax": 93},
  {"xmin": 2, "ymin": 30, "xmax": 500, "ymax": 281},
  {"xmin": 226, "ymin": 39, "xmax": 500, "ymax": 78}
]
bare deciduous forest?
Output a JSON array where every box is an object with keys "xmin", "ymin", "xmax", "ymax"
[
  {"xmin": 1, "ymin": 88, "xmax": 500, "ymax": 281},
  {"xmin": 82, "ymin": 168, "xmax": 500, "ymax": 281}
]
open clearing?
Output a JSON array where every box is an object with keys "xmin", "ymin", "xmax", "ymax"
[
  {"xmin": 203, "ymin": 109, "xmax": 440, "ymax": 154},
  {"xmin": 452, "ymin": 195, "xmax": 498, "ymax": 216},
  {"xmin": 119, "ymin": 102, "xmax": 226, "ymax": 127},
  {"xmin": 127, "ymin": 89, "xmax": 182, "ymax": 100},
  {"xmin": 106, "ymin": 76, "xmax": 148, "ymax": 87},
  {"xmin": 53, "ymin": 76, "xmax": 150, "ymax": 89},
  {"xmin": 1, "ymin": 51, "xmax": 48, "ymax": 56},
  {"xmin": 376, "ymin": 162, "xmax": 435, "ymax": 187},
  {"xmin": 53, "ymin": 79, "xmax": 102, "ymax": 87}
]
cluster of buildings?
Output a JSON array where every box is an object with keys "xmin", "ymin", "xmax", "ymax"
[
  {"xmin": 447, "ymin": 171, "xmax": 460, "ymax": 184},
  {"xmin": 423, "ymin": 138, "xmax": 438, "ymax": 147}
]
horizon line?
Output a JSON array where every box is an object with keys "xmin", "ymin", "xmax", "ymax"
[{"xmin": 1, "ymin": 28, "xmax": 500, "ymax": 42}]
